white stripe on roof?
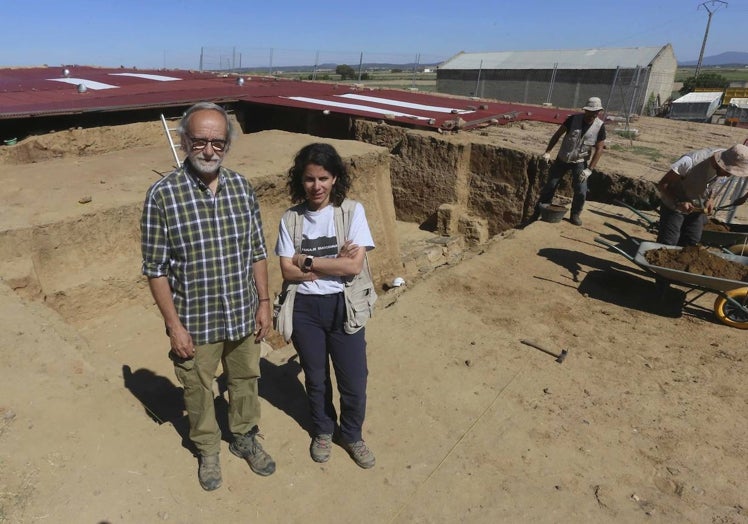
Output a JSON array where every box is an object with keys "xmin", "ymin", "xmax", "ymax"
[
  {"xmin": 336, "ymin": 93, "xmax": 474, "ymax": 114},
  {"xmin": 109, "ymin": 73, "xmax": 181, "ymax": 81},
  {"xmin": 47, "ymin": 78, "xmax": 118, "ymax": 90},
  {"xmin": 282, "ymin": 96, "xmax": 431, "ymax": 120}
]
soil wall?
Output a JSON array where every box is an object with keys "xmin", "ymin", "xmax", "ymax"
[
  {"xmin": 0, "ymin": 131, "xmax": 401, "ymax": 326},
  {"xmin": 353, "ymin": 120, "xmax": 659, "ymax": 233}
]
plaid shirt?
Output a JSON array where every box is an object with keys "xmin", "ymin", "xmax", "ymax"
[{"xmin": 141, "ymin": 161, "xmax": 267, "ymax": 345}]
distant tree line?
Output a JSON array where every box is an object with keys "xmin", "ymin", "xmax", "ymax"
[
  {"xmin": 334, "ymin": 65, "xmax": 369, "ymax": 80},
  {"xmin": 679, "ymin": 72, "xmax": 730, "ymax": 96}
]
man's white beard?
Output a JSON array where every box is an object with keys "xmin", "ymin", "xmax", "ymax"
[{"xmin": 189, "ymin": 154, "xmax": 223, "ymax": 176}]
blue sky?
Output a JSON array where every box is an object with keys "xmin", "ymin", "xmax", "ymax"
[{"xmin": 2, "ymin": 0, "xmax": 746, "ymax": 69}]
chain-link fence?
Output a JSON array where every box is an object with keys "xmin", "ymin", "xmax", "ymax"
[
  {"xmin": 437, "ymin": 65, "xmax": 676, "ymax": 117},
  {"xmin": 181, "ymin": 46, "xmax": 445, "ymax": 78}
]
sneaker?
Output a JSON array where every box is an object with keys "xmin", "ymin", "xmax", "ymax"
[
  {"xmin": 570, "ymin": 214, "xmax": 583, "ymax": 226},
  {"xmin": 229, "ymin": 426, "xmax": 276, "ymax": 476},
  {"xmin": 343, "ymin": 440, "xmax": 376, "ymax": 469},
  {"xmin": 198, "ymin": 454, "xmax": 222, "ymax": 491},
  {"xmin": 310, "ymin": 434, "xmax": 333, "ymax": 463}
]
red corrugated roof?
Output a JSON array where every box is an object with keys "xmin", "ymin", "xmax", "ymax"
[{"xmin": 0, "ymin": 66, "xmax": 572, "ymax": 131}]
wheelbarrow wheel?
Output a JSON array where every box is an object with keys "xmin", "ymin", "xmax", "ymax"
[
  {"xmin": 713, "ymin": 287, "xmax": 748, "ymax": 329},
  {"xmin": 726, "ymin": 244, "xmax": 748, "ymax": 256}
]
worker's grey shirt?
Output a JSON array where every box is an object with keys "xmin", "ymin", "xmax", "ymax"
[{"xmin": 661, "ymin": 148, "xmax": 722, "ymax": 210}]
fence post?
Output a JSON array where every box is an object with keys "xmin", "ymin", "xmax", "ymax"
[
  {"xmin": 628, "ymin": 66, "xmax": 642, "ymax": 116},
  {"xmin": 545, "ymin": 62, "xmax": 558, "ymax": 104},
  {"xmin": 411, "ymin": 53, "xmax": 420, "ymax": 89},
  {"xmin": 474, "ymin": 60, "xmax": 483, "ymax": 97},
  {"xmin": 605, "ymin": 66, "xmax": 620, "ymax": 115}
]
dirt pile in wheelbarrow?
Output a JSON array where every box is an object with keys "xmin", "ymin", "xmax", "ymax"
[
  {"xmin": 645, "ymin": 245, "xmax": 748, "ymax": 282},
  {"xmin": 704, "ymin": 219, "xmax": 731, "ymax": 232}
]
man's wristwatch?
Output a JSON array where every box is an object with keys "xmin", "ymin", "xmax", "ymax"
[{"xmin": 302, "ymin": 255, "xmax": 314, "ymax": 271}]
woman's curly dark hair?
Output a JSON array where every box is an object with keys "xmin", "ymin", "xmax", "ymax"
[{"xmin": 287, "ymin": 143, "xmax": 350, "ymax": 206}]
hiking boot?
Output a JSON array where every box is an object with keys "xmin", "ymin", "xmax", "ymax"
[
  {"xmin": 570, "ymin": 214, "xmax": 583, "ymax": 226},
  {"xmin": 229, "ymin": 426, "xmax": 276, "ymax": 476},
  {"xmin": 342, "ymin": 440, "xmax": 376, "ymax": 469},
  {"xmin": 310, "ymin": 434, "xmax": 333, "ymax": 463},
  {"xmin": 198, "ymin": 454, "xmax": 222, "ymax": 491}
]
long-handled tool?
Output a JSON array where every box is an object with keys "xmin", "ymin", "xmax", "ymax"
[
  {"xmin": 690, "ymin": 202, "xmax": 738, "ymax": 215},
  {"xmin": 519, "ymin": 339, "xmax": 568, "ymax": 364}
]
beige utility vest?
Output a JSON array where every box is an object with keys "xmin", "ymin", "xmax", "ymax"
[{"xmin": 557, "ymin": 117, "xmax": 603, "ymax": 163}]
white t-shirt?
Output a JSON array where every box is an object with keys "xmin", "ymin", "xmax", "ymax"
[
  {"xmin": 670, "ymin": 148, "xmax": 718, "ymax": 176},
  {"xmin": 275, "ymin": 202, "xmax": 375, "ymax": 295},
  {"xmin": 661, "ymin": 148, "xmax": 723, "ymax": 210}
]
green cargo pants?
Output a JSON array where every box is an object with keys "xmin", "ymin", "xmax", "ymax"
[{"xmin": 172, "ymin": 336, "xmax": 262, "ymax": 455}]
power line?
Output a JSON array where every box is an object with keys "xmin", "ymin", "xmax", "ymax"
[{"xmin": 695, "ymin": 0, "xmax": 728, "ymax": 77}]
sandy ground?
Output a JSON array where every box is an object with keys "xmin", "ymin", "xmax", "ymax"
[{"xmin": 1, "ymin": 116, "xmax": 747, "ymax": 524}]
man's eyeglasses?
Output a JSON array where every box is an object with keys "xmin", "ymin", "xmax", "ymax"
[{"xmin": 188, "ymin": 137, "xmax": 227, "ymax": 152}]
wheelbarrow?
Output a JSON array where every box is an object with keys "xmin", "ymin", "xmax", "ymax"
[
  {"xmin": 595, "ymin": 229, "xmax": 748, "ymax": 329},
  {"xmin": 614, "ymin": 199, "xmax": 748, "ymax": 254},
  {"xmin": 701, "ymin": 221, "xmax": 748, "ymax": 254}
]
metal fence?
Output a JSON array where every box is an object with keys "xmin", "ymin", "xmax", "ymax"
[
  {"xmin": 186, "ymin": 46, "xmax": 446, "ymax": 77},
  {"xmin": 437, "ymin": 66, "xmax": 676, "ymax": 117}
]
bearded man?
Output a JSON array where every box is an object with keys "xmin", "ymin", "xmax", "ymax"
[{"xmin": 141, "ymin": 102, "xmax": 275, "ymax": 491}]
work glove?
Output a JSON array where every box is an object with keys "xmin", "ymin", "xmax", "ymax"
[
  {"xmin": 542, "ymin": 152, "xmax": 551, "ymax": 161},
  {"xmin": 579, "ymin": 168, "xmax": 592, "ymax": 183}
]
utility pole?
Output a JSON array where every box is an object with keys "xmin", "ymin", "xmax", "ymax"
[{"xmin": 695, "ymin": 0, "xmax": 727, "ymax": 78}]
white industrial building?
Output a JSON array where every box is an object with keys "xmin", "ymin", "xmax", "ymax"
[
  {"xmin": 436, "ymin": 45, "xmax": 677, "ymax": 116},
  {"xmin": 669, "ymin": 91, "xmax": 724, "ymax": 122}
]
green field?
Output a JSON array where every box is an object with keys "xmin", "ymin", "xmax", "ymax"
[{"xmin": 675, "ymin": 67, "xmax": 748, "ymax": 83}]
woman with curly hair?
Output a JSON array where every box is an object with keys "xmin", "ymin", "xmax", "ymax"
[{"xmin": 275, "ymin": 143, "xmax": 377, "ymax": 469}]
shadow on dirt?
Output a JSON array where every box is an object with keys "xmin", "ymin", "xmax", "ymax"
[
  {"xmin": 537, "ymin": 247, "xmax": 685, "ymax": 318},
  {"xmin": 537, "ymin": 246, "xmax": 642, "ymax": 284},
  {"xmin": 122, "ymin": 354, "xmax": 315, "ymax": 453},
  {"xmin": 579, "ymin": 268, "xmax": 685, "ymax": 318},
  {"xmin": 256, "ymin": 356, "xmax": 313, "ymax": 435},
  {"xmin": 588, "ymin": 207, "xmax": 657, "ymax": 231},
  {"xmin": 122, "ymin": 364, "xmax": 196, "ymax": 455}
]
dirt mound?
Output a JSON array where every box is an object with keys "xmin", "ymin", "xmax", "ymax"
[
  {"xmin": 0, "ymin": 121, "xmax": 167, "ymax": 165},
  {"xmin": 644, "ymin": 245, "xmax": 748, "ymax": 281}
]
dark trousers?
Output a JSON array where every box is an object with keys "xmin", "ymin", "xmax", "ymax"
[
  {"xmin": 656, "ymin": 206, "xmax": 706, "ymax": 247},
  {"xmin": 537, "ymin": 159, "xmax": 588, "ymax": 215},
  {"xmin": 291, "ymin": 292, "xmax": 368, "ymax": 444},
  {"xmin": 654, "ymin": 206, "xmax": 707, "ymax": 296}
]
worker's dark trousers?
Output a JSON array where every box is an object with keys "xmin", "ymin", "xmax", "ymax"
[
  {"xmin": 291, "ymin": 292, "xmax": 368, "ymax": 444},
  {"xmin": 654, "ymin": 207, "xmax": 707, "ymax": 295},
  {"xmin": 656, "ymin": 206, "xmax": 706, "ymax": 247},
  {"xmin": 537, "ymin": 159, "xmax": 588, "ymax": 215}
]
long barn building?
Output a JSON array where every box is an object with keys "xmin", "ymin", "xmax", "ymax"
[{"xmin": 436, "ymin": 45, "xmax": 677, "ymax": 116}]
